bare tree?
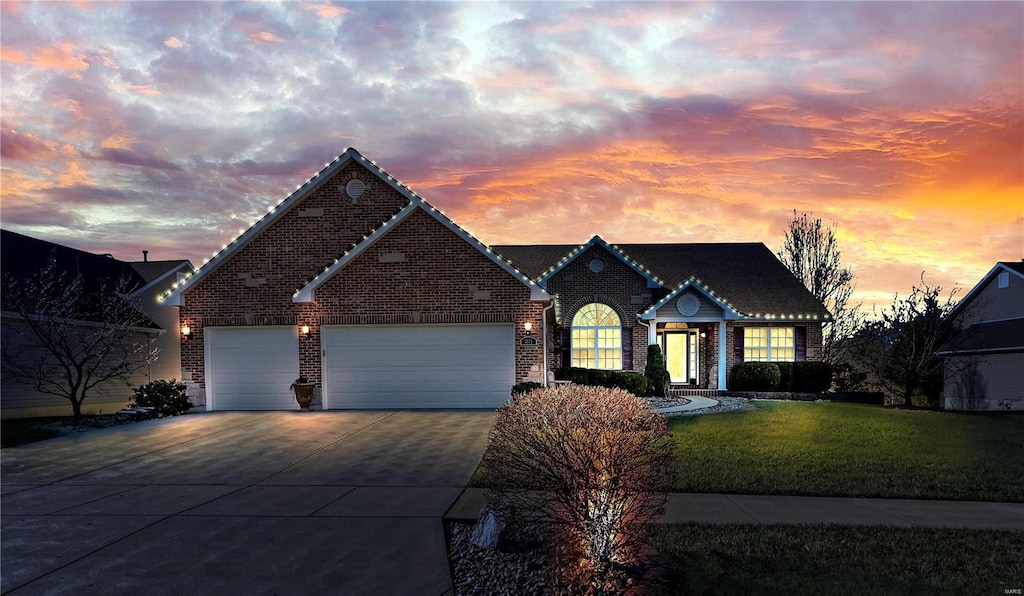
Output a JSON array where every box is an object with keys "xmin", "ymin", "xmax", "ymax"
[
  {"xmin": 848, "ymin": 275, "xmax": 961, "ymax": 408},
  {"xmin": 1, "ymin": 253, "xmax": 158, "ymax": 421},
  {"xmin": 777, "ymin": 211, "xmax": 860, "ymax": 368}
]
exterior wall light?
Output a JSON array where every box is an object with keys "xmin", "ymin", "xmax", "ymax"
[
  {"xmin": 524, "ymin": 321, "xmax": 533, "ymax": 335},
  {"xmin": 181, "ymin": 324, "xmax": 191, "ymax": 339},
  {"xmin": 300, "ymin": 324, "xmax": 310, "ymax": 336}
]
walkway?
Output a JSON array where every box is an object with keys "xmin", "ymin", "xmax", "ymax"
[
  {"xmin": 657, "ymin": 395, "xmax": 719, "ymax": 414},
  {"xmin": 447, "ymin": 489, "xmax": 1024, "ymax": 530}
]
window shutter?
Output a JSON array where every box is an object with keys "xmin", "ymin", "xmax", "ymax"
[
  {"xmin": 560, "ymin": 327, "xmax": 571, "ymax": 368},
  {"xmin": 621, "ymin": 326, "xmax": 633, "ymax": 370},
  {"xmin": 795, "ymin": 326, "xmax": 807, "ymax": 361},
  {"xmin": 733, "ymin": 327, "xmax": 744, "ymax": 363}
]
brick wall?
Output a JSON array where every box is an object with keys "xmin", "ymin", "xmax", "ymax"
[
  {"xmin": 545, "ymin": 245, "xmax": 661, "ymax": 372},
  {"xmin": 180, "ymin": 162, "xmax": 543, "ymax": 395}
]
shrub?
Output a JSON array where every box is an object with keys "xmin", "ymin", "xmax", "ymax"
[
  {"xmin": 511, "ymin": 381, "xmax": 544, "ymax": 397},
  {"xmin": 775, "ymin": 362, "xmax": 794, "ymax": 391},
  {"xmin": 554, "ymin": 368, "xmax": 650, "ymax": 397},
  {"xmin": 730, "ymin": 362, "xmax": 781, "ymax": 391},
  {"xmin": 589, "ymin": 369, "xmax": 614, "ymax": 388},
  {"xmin": 793, "ymin": 361, "xmax": 833, "ymax": 393},
  {"xmin": 644, "ymin": 344, "xmax": 671, "ymax": 397},
  {"xmin": 482, "ymin": 385, "xmax": 674, "ymax": 591},
  {"xmin": 829, "ymin": 391, "xmax": 885, "ymax": 405},
  {"xmin": 555, "ymin": 367, "xmax": 591, "ymax": 385},
  {"xmin": 614, "ymin": 372, "xmax": 649, "ymax": 397},
  {"xmin": 130, "ymin": 379, "xmax": 191, "ymax": 415}
]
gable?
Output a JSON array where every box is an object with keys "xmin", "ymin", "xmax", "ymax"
[
  {"xmin": 953, "ymin": 263, "xmax": 1024, "ymax": 326},
  {"xmin": 537, "ymin": 236, "xmax": 663, "ymax": 289},
  {"xmin": 655, "ymin": 289, "xmax": 726, "ymax": 319},
  {"xmin": 545, "ymin": 244, "xmax": 657, "ymax": 291}
]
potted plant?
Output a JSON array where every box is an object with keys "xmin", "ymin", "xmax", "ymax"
[{"xmin": 289, "ymin": 376, "xmax": 316, "ymax": 411}]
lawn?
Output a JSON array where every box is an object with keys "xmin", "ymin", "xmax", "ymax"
[
  {"xmin": 671, "ymin": 401, "xmax": 1024, "ymax": 501},
  {"xmin": 650, "ymin": 523, "xmax": 1024, "ymax": 595}
]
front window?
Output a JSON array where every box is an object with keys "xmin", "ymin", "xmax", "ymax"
[
  {"xmin": 744, "ymin": 327, "xmax": 795, "ymax": 362},
  {"xmin": 571, "ymin": 303, "xmax": 622, "ymax": 369}
]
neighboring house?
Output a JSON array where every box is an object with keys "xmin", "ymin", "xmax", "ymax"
[
  {"xmin": 0, "ymin": 230, "xmax": 193, "ymax": 418},
  {"xmin": 495, "ymin": 237, "xmax": 830, "ymax": 390},
  {"xmin": 163, "ymin": 148, "xmax": 829, "ymax": 411},
  {"xmin": 937, "ymin": 261, "xmax": 1024, "ymax": 411}
]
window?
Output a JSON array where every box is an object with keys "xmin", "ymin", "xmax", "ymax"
[
  {"xmin": 998, "ymin": 271, "xmax": 1010, "ymax": 289},
  {"xmin": 571, "ymin": 303, "xmax": 621, "ymax": 369},
  {"xmin": 744, "ymin": 327, "xmax": 795, "ymax": 362}
]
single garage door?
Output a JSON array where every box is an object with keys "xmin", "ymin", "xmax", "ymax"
[
  {"xmin": 322, "ymin": 325, "xmax": 515, "ymax": 409},
  {"xmin": 205, "ymin": 326, "xmax": 300, "ymax": 410}
]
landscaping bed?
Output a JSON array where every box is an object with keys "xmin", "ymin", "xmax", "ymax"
[{"xmin": 1, "ymin": 411, "xmax": 180, "ymax": 448}]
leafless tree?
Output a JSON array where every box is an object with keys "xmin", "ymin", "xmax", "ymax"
[
  {"xmin": 1, "ymin": 253, "xmax": 157, "ymax": 421},
  {"xmin": 482, "ymin": 385, "xmax": 673, "ymax": 593},
  {"xmin": 778, "ymin": 211, "xmax": 861, "ymax": 369}
]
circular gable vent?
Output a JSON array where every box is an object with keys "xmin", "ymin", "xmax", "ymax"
[
  {"xmin": 677, "ymin": 293, "xmax": 700, "ymax": 316},
  {"xmin": 345, "ymin": 179, "xmax": 365, "ymax": 200},
  {"xmin": 589, "ymin": 258, "xmax": 605, "ymax": 273}
]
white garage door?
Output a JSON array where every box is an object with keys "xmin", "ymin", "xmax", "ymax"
[
  {"xmin": 205, "ymin": 326, "xmax": 300, "ymax": 410},
  {"xmin": 322, "ymin": 325, "xmax": 515, "ymax": 409}
]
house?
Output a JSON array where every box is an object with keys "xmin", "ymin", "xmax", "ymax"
[
  {"xmin": 0, "ymin": 230, "xmax": 193, "ymax": 418},
  {"xmin": 162, "ymin": 148, "xmax": 829, "ymax": 411},
  {"xmin": 937, "ymin": 261, "xmax": 1024, "ymax": 411},
  {"xmin": 495, "ymin": 237, "xmax": 830, "ymax": 389}
]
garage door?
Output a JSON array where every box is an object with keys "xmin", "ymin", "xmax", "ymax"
[
  {"xmin": 322, "ymin": 325, "xmax": 515, "ymax": 409},
  {"xmin": 205, "ymin": 326, "xmax": 300, "ymax": 410}
]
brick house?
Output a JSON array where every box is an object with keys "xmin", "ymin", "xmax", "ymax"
[{"xmin": 163, "ymin": 148, "xmax": 829, "ymax": 410}]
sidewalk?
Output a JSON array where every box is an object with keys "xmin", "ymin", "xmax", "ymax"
[{"xmin": 446, "ymin": 488, "xmax": 1024, "ymax": 530}]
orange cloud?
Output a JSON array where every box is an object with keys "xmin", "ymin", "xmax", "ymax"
[
  {"xmin": 32, "ymin": 43, "xmax": 89, "ymax": 71},
  {"xmin": 164, "ymin": 37, "xmax": 185, "ymax": 49},
  {"xmin": 0, "ymin": 45, "xmax": 26, "ymax": 64},
  {"xmin": 249, "ymin": 31, "xmax": 285, "ymax": 44},
  {"xmin": 305, "ymin": 3, "xmax": 351, "ymax": 19},
  {"xmin": 111, "ymin": 84, "xmax": 161, "ymax": 96}
]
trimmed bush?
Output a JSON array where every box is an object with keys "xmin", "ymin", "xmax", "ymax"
[
  {"xmin": 482, "ymin": 385, "xmax": 674, "ymax": 591},
  {"xmin": 615, "ymin": 371, "xmax": 649, "ymax": 396},
  {"xmin": 793, "ymin": 361, "xmax": 834, "ymax": 393},
  {"xmin": 645, "ymin": 344, "xmax": 671, "ymax": 397},
  {"xmin": 730, "ymin": 362, "xmax": 781, "ymax": 391},
  {"xmin": 553, "ymin": 367, "xmax": 650, "ymax": 397},
  {"xmin": 775, "ymin": 362, "xmax": 795, "ymax": 391},
  {"xmin": 589, "ymin": 369, "xmax": 614, "ymax": 388},
  {"xmin": 130, "ymin": 379, "xmax": 191, "ymax": 415},
  {"xmin": 511, "ymin": 381, "xmax": 544, "ymax": 397},
  {"xmin": 554, "ymin": 367, "xmax": 590, "ymax": 384}
]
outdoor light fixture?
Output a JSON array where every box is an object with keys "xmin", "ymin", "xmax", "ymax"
[
  {"xmin": 524, "ymin": 321, "xmax": 533, "ymax": 334},
  {"xmin": 300, "ymin": 324, "xmax": 310, "ymax": 336},
  {"xmin": 181, "ymin": 324, "xmax": 191, "ymax": 339}
]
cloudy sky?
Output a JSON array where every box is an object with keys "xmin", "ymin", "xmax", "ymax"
[{"xmin": 2, "ymin": 1, "xmax": 1021, "ymax": 310}]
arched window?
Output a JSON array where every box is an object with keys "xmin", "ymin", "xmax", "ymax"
[{"xmin": 571, "ymin": 303, "xmax": 622, "ymax": 369}]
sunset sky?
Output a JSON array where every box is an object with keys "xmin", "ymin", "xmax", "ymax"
[{"xmin": 1, "ymin": 1, "xmax": 1021, "ymax": 311}]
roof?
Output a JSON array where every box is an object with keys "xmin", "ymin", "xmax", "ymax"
[
  {"xmin": 130, "ymin": 260, "xmax": 192, "ymax": 283},
  {"xmin": 938, "ymin": 319, "xmax": 1024, "ymax": 355},
  {"xmin": 0, "ymin": 229, "xmax": 161, "ymax": 329},
  {"xmin": 947, "ymin": 260, "xmax": 1024, "ymax": 321},
  {"xmin": 494, "ymin": 240, "xmax": 830, "ymax": 318},
  {"xmin": 163, "ymin": 147, "xmax": 549, "ymax": 305}
]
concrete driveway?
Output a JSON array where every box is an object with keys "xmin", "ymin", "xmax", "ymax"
[{"xmin": 1, "ymin": 410, "xmax": 495, "ymax": 595}]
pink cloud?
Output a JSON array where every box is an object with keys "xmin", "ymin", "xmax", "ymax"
[
  {"xmin": 248, "ymin": 31, "xmax": 285, "ymax": 44},
  {"xmin": 32, "ymin": 43, "xmax": 90, "ymax": 71},
  {"xmin": 305, "ymin": 3, "xmax": 351, "ymax": 19},
  {"xmin": 164, "ymin": 37, "xmax": 185, "ymax": 49}
]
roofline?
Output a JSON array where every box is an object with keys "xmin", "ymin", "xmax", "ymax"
[
  {"xmin": 537, "ymin": 236, "xmax": 664, "ymax": 289},
  {"xmin": 293, "ymin": 201, "xmax": 551, "ymax": 302},
  {"xmin": 161, "ymin": 147, "xmax": 427, "ymax": 306},
  {"xmin": 129, "ymin": 260, "xmax": 195, "ymax": 300},
  {"xmin": 948, "ymin": 262, "xmax": 1024, "ymax": 320},
  {"xmin": 1, "ymin": 310, "xmax": 163, "ymax": 334},
  {"xmin": 937, "ymin": 346, "xmax": 1024, "ymax": 356},
  {"xmin": 640, "ymin": 278, "xmax": 744, "ymax": 320}
]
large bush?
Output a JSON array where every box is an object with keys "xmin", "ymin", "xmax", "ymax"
[
  {"xmin": 552, "ymin": 368, "xmax": 649, "ymax": 397},
  {"xmin": 644, "ymin": 344, "xmax": 671, "ymax": 397},
  {"xmin": 130, "ymin": 379, "xmax": 191, "ymax": 415},
  {"xmin": 775, "ymin": 362, "xmax": 795, "ymax": 391},
  {"xmin": 482, "ymin": 385, "xmax": 674, "ymax": 591},
  {"xmin": 793, "ymin": 362, "xmax": 833, "ymax": 393},
  {"xmin": 730, "ymin": 362, "xmax": 781, "ymax": 391}
]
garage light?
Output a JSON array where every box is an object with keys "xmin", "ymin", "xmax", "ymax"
[
  {"xmin": 524, "ymin": 321, "xmax": 533, "ymax": 335},
  {"xmin": 181, "ymin": 324, "xmax": 191, "ymax": 339},
  {"xmin": 300, "ymin": 324, "xmax": 310, "ymax": 336}
]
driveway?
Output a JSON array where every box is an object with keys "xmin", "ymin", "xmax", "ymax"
[{"xmin": 1, "ymin": 410, "xmax": 495, "ymax": 595}]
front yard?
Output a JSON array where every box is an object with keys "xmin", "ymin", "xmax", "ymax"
[{"xmin": 670, "ymin": 401, "xmax": 1024, "ymax": 501}]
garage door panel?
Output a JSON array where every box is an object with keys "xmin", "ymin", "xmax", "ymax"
[
  {"xmin": 206, "ymin": 327, "xmax": 300, "ymax": 410},
  {"xmin": 323, "ymin": 325, "xmax": 515, "ymax": 409}
]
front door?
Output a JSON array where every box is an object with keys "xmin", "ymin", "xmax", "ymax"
[{"xmin": 663, "ymin": 331, "xmax": 698, "ymax": 384}]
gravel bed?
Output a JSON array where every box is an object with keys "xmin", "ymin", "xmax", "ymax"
[{"xmin": 447, "ymin": 521, "xmax": 548, "ymax": 595}]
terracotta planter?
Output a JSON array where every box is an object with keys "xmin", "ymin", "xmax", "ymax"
[{"xmin": 291, "ymin": 382, "xmax": 316, "ymax": 411}]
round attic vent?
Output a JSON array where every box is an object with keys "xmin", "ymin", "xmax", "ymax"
[
  {"xmin": 677, "ymin": 293, "xmax": 700, "ymax": 316},
  {"xmin": 345, "ymin": 179, "xmax": 365, "ymax": 200},
  {"xmin": 589, "ymin": 258, "xmax": 605, "ymax": 273}
]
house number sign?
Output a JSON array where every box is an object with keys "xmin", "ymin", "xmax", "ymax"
[{"xmin": 520, "ymin": 336, "xmax": 538, "ymax": 346}]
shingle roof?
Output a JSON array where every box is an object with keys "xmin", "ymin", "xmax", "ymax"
[
  {"xmin": 129, "ymin": 260, "xmax": 191, "ymax": 284},
  {"xmin": 493, "ymin": 241, "xmax": 830, "ymax": 318},
  {"xmin": 999, "ymin": 260, "xmax": 1024, "ymax": 276},
  {"xmin": 1, "ymin": 229, "xmax": 160, "ymax": 328},
  {"xmin": 938, "ymin": 319, "xmax": 1024, "ymax": 355}
]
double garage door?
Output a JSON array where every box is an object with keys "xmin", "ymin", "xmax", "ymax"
[{"xmin": 205, "ymin": 325, "xmax": 514, "ymax": 410}]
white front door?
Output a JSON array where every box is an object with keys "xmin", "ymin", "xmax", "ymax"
[
  {"xmin": 204, "ymin": 326, "xmax": 300, "ymax": 410},
  {"xmin": 322, "ymin": 324, "xmax": 515, "ymax": 409}
]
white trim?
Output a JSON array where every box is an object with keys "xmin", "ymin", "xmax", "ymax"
[
  {"xmin": 293, "ymin": 202, "xmax": 551, "ymax": 302},
  {"xmin": 537, "ymin": 236, "xmax": 663, "ymax": 289},
  {"xmin": 641, "ymin": 278, "xmax": 743, "ymax": 321},
  {"xmin": 129, "ymin": 261, "xmax": 195, "ymax": 300},
  {"xmin": 948, "ymin": 262, "xmax": 1024, "ymax": 321},
  {"xmin": 718, "ymin": 322, "xmax": 727, "ymax": 390},
  {"xmin": 0, "ymin": 310, "xmax": 163, "ymax": 335}
]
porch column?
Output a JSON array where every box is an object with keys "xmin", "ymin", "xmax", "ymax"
[
  {"xmin": 647, "ymin": 318, "xmax": 657, "ymax": 345},
  {"xmin": 718, "ymin": 321, "xmax": 728, "ymax": 390}
]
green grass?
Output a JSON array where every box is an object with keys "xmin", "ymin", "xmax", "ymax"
[
  {"xmin": 671, "ymin": 401, "xmax": 1024, "ymax": 501},
  {"xmin": 651, "ymin": 523, "xmax": 1024, "ymax": 595}
]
